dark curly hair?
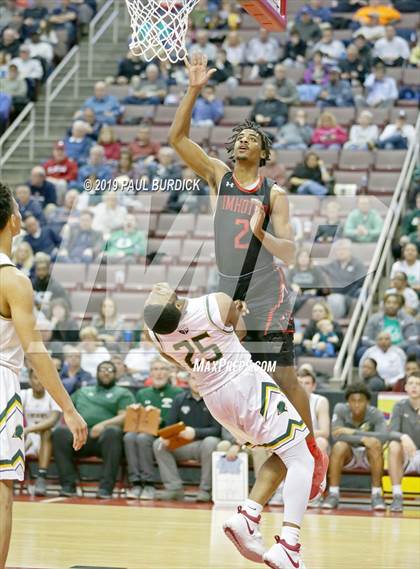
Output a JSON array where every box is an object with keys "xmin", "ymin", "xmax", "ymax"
[
  {"xmin": 226, "ymin": 120, "xmax": 272, "ymax": 167},
  {"xmin": 0, "ymin": 182, "xmax": 14, "ymax": 231},
  {"xmin": 345, "ymin": 382, "xmax": 372, "ymax": 402}
]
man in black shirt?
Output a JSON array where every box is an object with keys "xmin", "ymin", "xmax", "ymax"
[{"xmin": 153, "ymin": 375, "xmax": 221, "ymax": 502}]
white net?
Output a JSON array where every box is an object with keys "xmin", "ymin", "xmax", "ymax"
[{"xmin": 125, "ymin": 0, "xmax": 201, "ymax": 63}]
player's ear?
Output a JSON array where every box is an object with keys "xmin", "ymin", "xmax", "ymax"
[
  {"xmin": 174, "ymin": 299, "xmax": 183, "ymax": 311},
  {"xmin": 260, "ymin": 149, "xmax": 267, "ymax": 161},
  {"xmin": 9, "ymin": 213, "xmax": 21, "ymax": 236}
]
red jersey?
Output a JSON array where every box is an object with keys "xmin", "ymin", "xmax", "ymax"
[{"xmin": 43, "ymin": 158, "xmax": 78, "ymax": 181}]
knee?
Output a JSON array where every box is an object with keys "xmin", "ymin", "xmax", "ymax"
[
  {"xmin": 201, "ymin": 437, "xmax": 220, "ymax": 454},
  {"xmin": 52, "ymin": 425, "xmax": 72, "ymax": 443},
  {"xmin": 102, "ymin": 426, "xmax": 123, "ymax": 441},
  {"xmin": 366, "ymin": 439, "xmax": 383, "ymax": 456},
  {"xmin": 217, "ymin": 440, "xmax": 232, "ymax": 452},
  {"xmin": 137, "ymin": 433, "xmax": 154, "ymax": 447},
  {"xmin": 331, "ymin": 441, "xmax": 350, "ymax": 457},
  {"xmin": 124, "ymin": 431, "xmax": 138, "ymax": 445},
  {"xmin": 389, "ymin": 441, "xmax": 402, "ymax": 456},
  {"xmin": 316, "ymin": 437, "xmax": 329, "ymax": 454},
  {"xmin": 153, "ymin": 438, "xmax": 167, "ymax": 456}
]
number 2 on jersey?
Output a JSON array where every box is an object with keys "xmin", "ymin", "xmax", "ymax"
[
  {"xmin": 173, "ymin": 332, "xmax": 223, "ymax": 369},
  {"xmin": 234, "ymin": 218, "xmax": 250, "ymax": 249}
]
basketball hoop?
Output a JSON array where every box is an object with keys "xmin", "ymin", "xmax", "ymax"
[{"xmin": 125, "ymin": 0, "xmax": 201, "ymax": 63}]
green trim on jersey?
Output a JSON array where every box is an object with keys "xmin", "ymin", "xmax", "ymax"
[
  {"xmin": 260, "ymin": 382, "xmax": 283, "ymax": 419},
  {"xmin": 261, "ymin": 419, "xmax": 307, "ymax": 451}
]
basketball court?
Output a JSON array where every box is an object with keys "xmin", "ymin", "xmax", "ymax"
[{"xmin": 8, "ymin": 496, "xmax": 420, "ymax": 569}]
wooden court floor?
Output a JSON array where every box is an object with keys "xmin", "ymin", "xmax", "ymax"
[{"xmin": 8, "ymin": 501, "xmax": 420, "ymax": 569}]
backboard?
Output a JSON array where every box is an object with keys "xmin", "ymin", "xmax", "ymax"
[{"xmin": 239, "ymin": 0, "xmax": 287, "ymax": 31}]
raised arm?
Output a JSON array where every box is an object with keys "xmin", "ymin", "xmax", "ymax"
[
  {"xmin": 168, "ymin": 53, "xmax": 229, "ymax": 190},
  {"xmin": 4, "ymin": 267, "xmax": 87, "ymax": 450}
]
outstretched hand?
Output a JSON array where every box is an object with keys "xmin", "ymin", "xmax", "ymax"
[{"xmin": 185, "ymin": 52, "xmax": 216, "ymax": 89}]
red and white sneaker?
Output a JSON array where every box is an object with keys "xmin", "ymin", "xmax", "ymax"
[
  {"xmin": 263, "ymin": 537, "xmax": 306, "ymax": 569},
  {"xmin": 223, "ymin": 506, "xmax": 265, "ymax": 563},
  {"xmin": 307, "ymin": 440, "xmax": 329, "ymax": 500}
]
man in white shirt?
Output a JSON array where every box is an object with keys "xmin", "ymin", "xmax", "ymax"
[
  {"xmin": 312, "ymin": 25, "xmax": 346, "ymax": 65},
  {"xmin": 359, "ymin": 62, "xmax": 398, "ymax": 108},
  {"xmin": 91, "ymin": 191, "xmax": 127, "ymax": 239},
  {"xmin": 373, "ymin": 25, "xmax": 410, "ymax": 67},
  {"xmin": 24, "ymin": 31, "xmax": 54, "ymax": 66},
  {"xmin": 297, "ymin": 370, "xmax": 330, "ymax": 455},
  {"xmin": 222, "ymin": 31, "xmax": 246, "ymax": 70},
  {"xmin": 246, "ymin": 28, "xmax": 280, "ymax": 79},
  {"xmin": 22, "ymin": 368, "xmax": 61, "ymax": 496},
  {"xmin": 11, "ymin": 44, "xmax": 43, "ymax": 80},
  {"xmin": 189, "ymin": 30, "xmax": 217, "ymax": 62},
  {"xmin": 378, "ymin": 110, "xmax": 416, "ymax": 150},
  {"xmin": 359, "ymin": 331, "xmax": 407, "ymax": 388}
]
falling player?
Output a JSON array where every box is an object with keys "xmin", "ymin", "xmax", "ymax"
[
  {"xmin": 0, "ymin": 183, "xmax": 87, "ymax": 569},
  {"xmin": 144, "ymin": 282, "xmax": 314, "ymax": 569},
  {"xmin": 168, "ymin": 51, "xmax": 327, "ymax": 495}
]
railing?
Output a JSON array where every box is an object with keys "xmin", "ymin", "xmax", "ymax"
[
  {"xmin": 0, "ymin": 103, "xmax": 35, "ymax": 177},
  {"xmin": 334, "ymin": 114, "xmax": 420, "ymax": 386},
  {"xmin": 88, "ymin": 0, "xmax": 119, "ymax": 78},
  {"xmin": 44, "ymin": 45, "xmax": 80, "ymax": 137}
]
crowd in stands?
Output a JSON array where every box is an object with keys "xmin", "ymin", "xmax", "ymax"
[
  {"xmin": 4, "ymin": 0, "xmax": 419, "ymax": 507},
  {"xmin": 0, "ymin": 0, "xmax": 97, "ymax": 131}
]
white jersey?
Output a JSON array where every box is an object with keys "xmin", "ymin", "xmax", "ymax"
[
  {"xmin": 21, "ymin": 388, "xmax": 61, "ymax": 427},
  {"xmin": 149, "ymin": 294, "xmax": 253, "ymax": 397},
  {"xmin": 0, "ymin": 254, "xmax": 24, "ymax": 375},
  {"xmin": 309, "ymin": 393, "xmax": 322, "ymax": 432}
]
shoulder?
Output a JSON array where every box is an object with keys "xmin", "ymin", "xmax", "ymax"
[
  {"xmin": 2, "ymin": 266, "xmax": 33, "ymax": 299},
  {"xmin": 270, "ymin": 183, "xmax": 287, "ymax": 196},
  {"xmin": 174, "ymin": 390, "xmax": 186, "ymax": 403},
  {"xmin": 137, "ymin": 387, "xmax": 152, "ymax": 398},
  {"xmin": 392, "ymin": 399, "xmax": 406, "ymax": 414},
  {"xmin": 212, "ymin": 158, "xmax": 230, "ymax": 179},
  {"xmin": 113, "ymin": 386, "xmax": 133, "ymax": 398},
  {"xmin": 333, "ymin": 402, "xmax": 347, "ymax": 415},
  {"xmin": 370, "ymin": 406, "xmax": 385, "ymax": 419},
  {"xmin": 168, "ymin": 386, "xmax": 184, "ymax": 397}
]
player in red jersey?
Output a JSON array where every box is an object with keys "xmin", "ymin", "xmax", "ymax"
[{"xmin": 168, "ymin": 51, "xmax": 328, "ymax": 499}]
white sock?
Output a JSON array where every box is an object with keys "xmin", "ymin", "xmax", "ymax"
[
  {"xmin": 243, "ymin": 499, "xmax": 263, "ymax": 519},
  {"xmin": 392, "ymin": 485, "xmax": 402, "ymax": 497},
  {"xmin": 371, "ymin": 486, "xmax": 382, "ymax": 497},
  {"xmin": 281, "ymin": 525, "xmax": 300, "ymax": 547},
  {"xmin": 329, "ymin": 486, "xmax": 340, "ymax": 496},
  {"xmin": 279, "ymin": 440, "xmax": 314, "ymax": 527}
]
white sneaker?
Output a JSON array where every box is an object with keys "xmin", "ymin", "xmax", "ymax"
[
  {"xmin": 263, "ymin": 537, "xmax": 306, "ymax": 569},
  {"xmin": 126, "ymin": 486, "xmax": 142, "ymax": 499},
  {"xmin": 223, "ymin": 506, "xmax": 265, "ymax": 564},
  {"xmin": 140, "ymin": 485, "xmax": 156, "ymax": 500}
]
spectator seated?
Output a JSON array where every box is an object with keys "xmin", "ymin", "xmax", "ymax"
[
  {"xmin": 153, "ymin": 375, "xmax": 221, "ymax": 502},
  {"xmin": 52, "ymin": 360, "xmax": 135, "ymax": 499},
  {"xmin": 124, "ymin": 357, "xmax": 183, "ymax": 500}
]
